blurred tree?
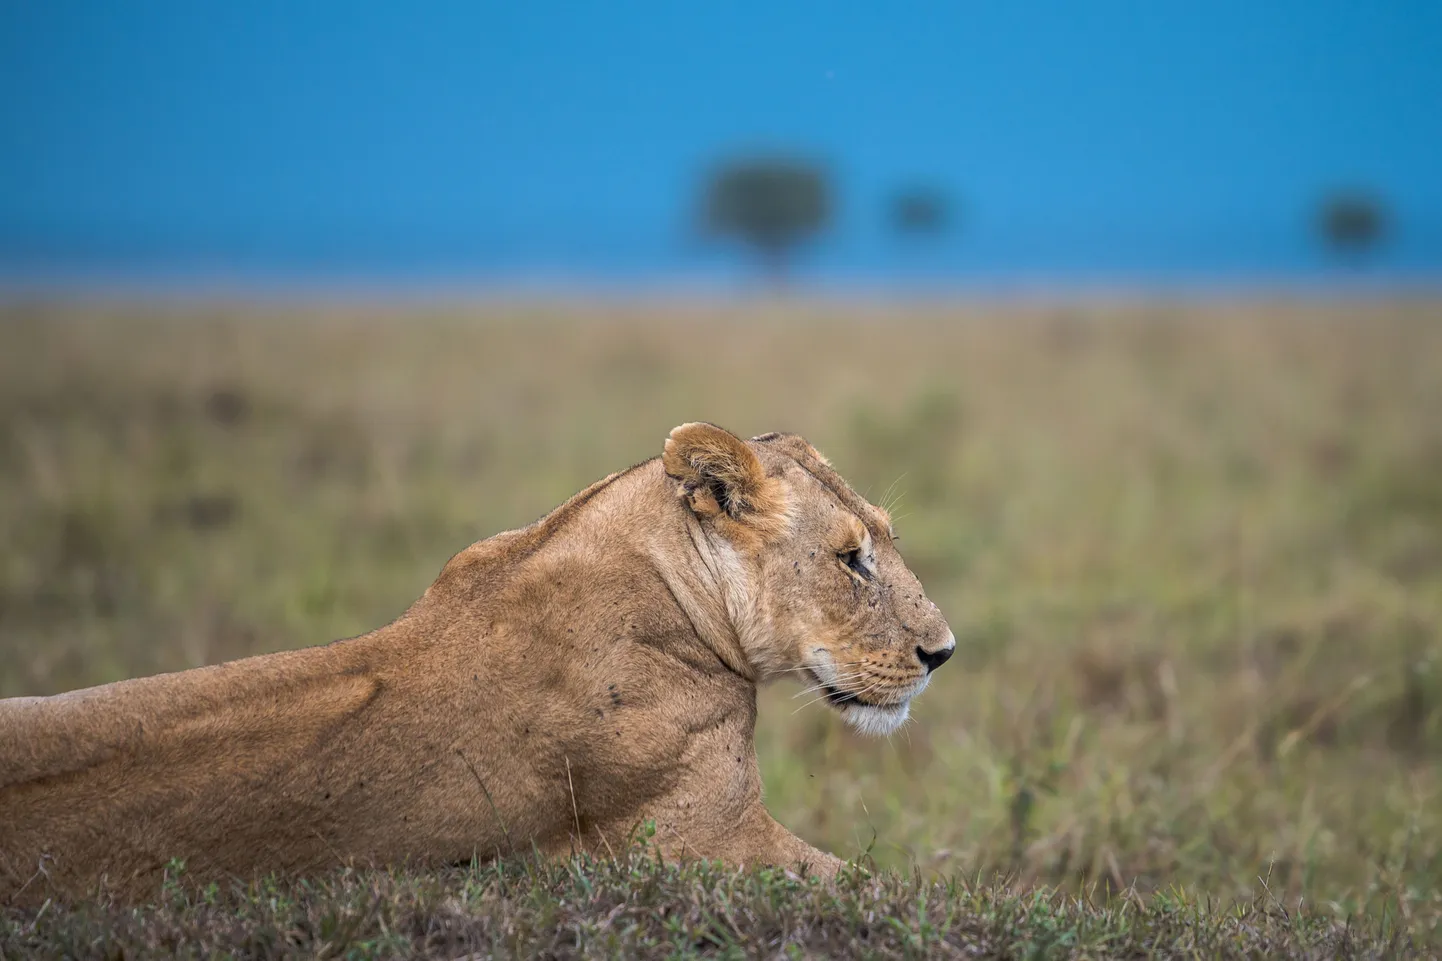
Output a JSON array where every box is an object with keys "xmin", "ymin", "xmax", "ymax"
[
  {"xmin": 1316, "ymin": 190, "xmax": 1388, "ymax": 263},
  {"xmin": 890, "ymin": 185, "xmax": 952, "ymax": 237},
  {"xmin": 701, "ymin": 158, "xmax": 831, "ymax": 281}
]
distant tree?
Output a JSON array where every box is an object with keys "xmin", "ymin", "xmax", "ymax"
[
  {"xmin": 1316, "ymin": 190, "xmax": 1388, "ymax": 264},
  {"xmin": 890, "ymin": 185, "xmax": 952, "ymax": 238},
  {"xmin": 700, "ymin": 157, "xmax": 831, "ymax": 281}
]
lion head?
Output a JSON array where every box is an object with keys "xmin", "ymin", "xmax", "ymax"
[{"xmin": 662, "ymin": 422, "xmax": 954, "ymax": 736}]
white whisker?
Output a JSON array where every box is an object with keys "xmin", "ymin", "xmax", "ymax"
[
  {"xmin": 789, "ymin": 672, "xmax": 868, "ymax": 699},
  {"xmin": 790, "ymin": 693, "xmax": 835, "ymax": 716}
]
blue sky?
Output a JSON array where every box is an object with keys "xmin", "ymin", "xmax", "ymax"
[{"xmin": 3, "ymin": 1, "xmax": 1440, "ymax": 284}]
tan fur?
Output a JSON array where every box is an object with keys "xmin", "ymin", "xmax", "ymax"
[{"xmin": 0, "ymin": 424, "xmax": 953, "ymax": 905}]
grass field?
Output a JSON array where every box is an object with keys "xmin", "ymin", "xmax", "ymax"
[{"xmin": 2, "ymin": 299, "xmax": 1440, "ymax": 954}]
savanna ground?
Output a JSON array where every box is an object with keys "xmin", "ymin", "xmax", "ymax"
[{"xmin": 1, "ymin": 299, "xmax": 1439, "ymax": 958}]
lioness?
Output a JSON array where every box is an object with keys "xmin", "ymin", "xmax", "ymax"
[{"xmin": 1, "ymin": 423, "xmax": 953, "ymax": 905}]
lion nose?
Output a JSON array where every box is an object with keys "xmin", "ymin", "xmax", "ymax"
[{"xmin": 917, "ymin": 634, "xmax": 955, "ymax": 673}]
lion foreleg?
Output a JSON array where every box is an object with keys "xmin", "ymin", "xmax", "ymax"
[{"xmin": 633, "ymin": 784, "xmax": 843, "ymax": 878}]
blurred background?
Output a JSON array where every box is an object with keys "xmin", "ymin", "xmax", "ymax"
[
  {"xmin": 2, "ymin": 0, "xmax": 1440, "ymax": 932},
  {"xmin": 4, "ymin": 1, "xmax": 1441, "ymax": 289}
]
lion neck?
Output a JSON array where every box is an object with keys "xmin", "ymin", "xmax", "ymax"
[
  {"xmin": 414, "ymin": 459, "xmax": 765, "ymax": 684},
  {"xmin": 547, "ymin": 459, "xmax": 762, "ymax": 684},
  {"xmin": 614, "ymin": 461, "xmax": 760, "ymax": 683}
]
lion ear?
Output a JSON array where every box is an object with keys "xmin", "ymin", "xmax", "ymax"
[{"xmin": 663, "ymin": 422, "xmax": 784, "ymax": 524}]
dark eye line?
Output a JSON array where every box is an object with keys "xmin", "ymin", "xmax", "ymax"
[{"xmin": 839, "ymin": 547, "xmax": 871, "ymax": 579}]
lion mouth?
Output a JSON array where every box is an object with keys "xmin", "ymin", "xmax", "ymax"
[
  {"xmin": 806, "ymin": 666, "xmax": 926, "ymax": 712},
  {"xmin": 822, "ymin": 684, "xmax": 872, "ymax": 707},
  {"xmin": 807, "ymin": 670, "xmax": 884, "ymax": 709},
  {"xmin": 804, "ymin": 667, "xmax": 916, "ymax": 736}
]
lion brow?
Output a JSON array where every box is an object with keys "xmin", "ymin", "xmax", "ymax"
[
  {"xmin": 751, "ymin": 432, "xmax": 892, "ymax": 537},
  {"xmin": 790, "ymin": 458, "xmax": 892, "ymax": 540}
]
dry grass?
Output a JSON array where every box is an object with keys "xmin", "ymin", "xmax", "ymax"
[
  {"xmin": 0, "ymin": 847, "xmax": 1418, "ymax": 959},
  {"xmin": 1, "ymin": 298, "xmax": 1440, "ymax": 950}
]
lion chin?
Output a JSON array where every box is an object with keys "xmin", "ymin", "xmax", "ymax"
[
  {"xmin": 1, "ymin": 421, "xmax": 954, "ymax": 906},
  {"xmin": 838, "ymin": 701, "xmax": 912, "ymax": 737}
]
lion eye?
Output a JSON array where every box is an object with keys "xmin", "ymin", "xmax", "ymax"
[{"xmin": 839, "ymin": 548, "xmax": 871, "ymax": 579}]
